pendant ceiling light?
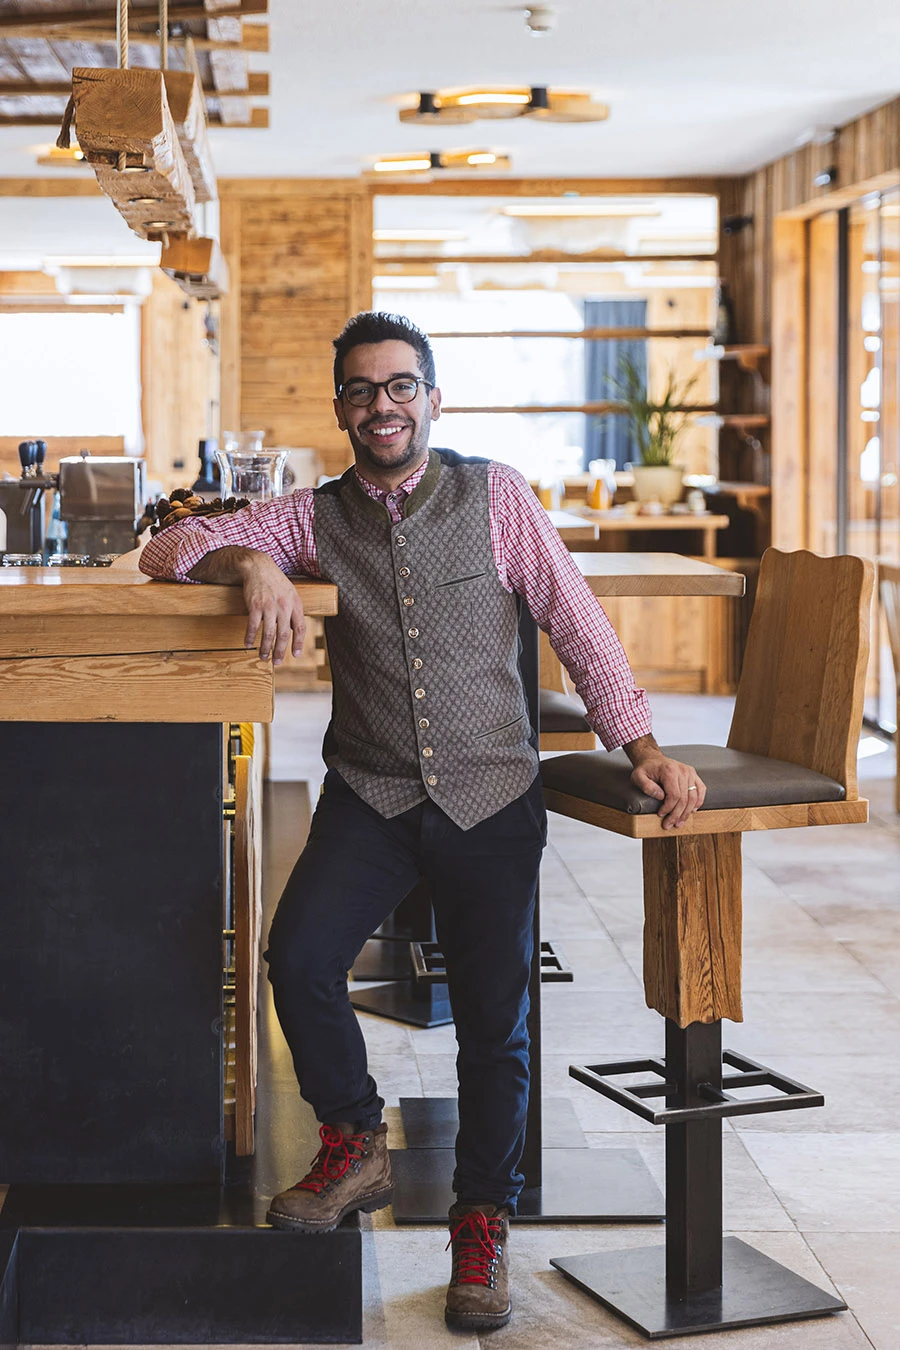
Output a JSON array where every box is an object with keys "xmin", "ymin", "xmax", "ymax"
[
  {"xmin": 367, "ymin": 149, "xmax": 511, "ymax": 177},
  {"xmin": 399, "ymin": 87, "xmax": 608, "ymax": 125}
]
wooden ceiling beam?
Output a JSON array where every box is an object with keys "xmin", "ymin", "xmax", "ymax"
[
  {"xmin": 0, "ymin": 0, "xmax": 267, "ymax": 34},
  {"xmin": 206, "ymin": 2, "xmax": 250, "ymax": 126},
  {"xmin": 0, "ymin": 72, "xmax": 269, "ymax": 96},
  {"xmin": 0, "ymin": 106, "xmax": 269, "ymax": 127},
  {"xmin": 0, "ymin": 25, "xmax": 269, "ymax": 51}
]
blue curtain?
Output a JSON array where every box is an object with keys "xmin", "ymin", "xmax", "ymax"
[{"xmin": 583, "ymin": 300, "xmax": 648, "ymax": 470}]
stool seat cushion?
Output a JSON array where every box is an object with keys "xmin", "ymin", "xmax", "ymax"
[
  {"xmin": 540, "ymin": 744, "xmax": 846, "ymax": 814},
  {"xmin": 539, "ymin": 689, "xmax": 591, "ymax": 734}
]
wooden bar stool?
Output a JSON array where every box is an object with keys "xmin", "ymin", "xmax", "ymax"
[
  {"xmin": 539, "ymin": 629, "xmax": 597, "ymax": 751},
  {"xmin": 541, "ymin": 548, "xmax": 873, "ymax": 1339}
]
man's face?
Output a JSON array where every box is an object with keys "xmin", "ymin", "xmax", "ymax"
[{"xmin": 334, "ymin": 340, "xmax": 441, "ymax": 479}]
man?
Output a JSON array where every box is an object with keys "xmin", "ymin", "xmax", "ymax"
[{"xmin": 140, "ymin": 311, "xmax": 706, "ymax": 1332}]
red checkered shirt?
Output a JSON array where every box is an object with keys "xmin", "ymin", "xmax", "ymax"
[{"xmin": 139, "ymin": 458, "xmax": 652, "ymax": 750}]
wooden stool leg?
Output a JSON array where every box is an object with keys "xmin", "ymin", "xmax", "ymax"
[{"xmin": 643, "ymin": 832, "xmax": 743, "ymax": 1027}]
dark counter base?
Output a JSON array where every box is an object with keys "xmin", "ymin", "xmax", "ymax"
[{"xmin": 0, "ymin": 1186, "xmax": 361, "ymax": 1346}]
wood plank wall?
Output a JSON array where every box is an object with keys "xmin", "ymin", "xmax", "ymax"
[
  {"xmin": 718, "ymin": 95, "xmax": 900, "ymax": 548},
  {"xmin": 140, "ymin": 270, "xmax": 218, "ymax": 489},
  {"xmin": 218, "ymin": 179, "xmax": 373, "ymax": 478}
]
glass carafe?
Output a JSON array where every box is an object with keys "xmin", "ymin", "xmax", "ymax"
[{"xmin": 217, "ymin": 432, "xmax": 288, "ymax": 503}]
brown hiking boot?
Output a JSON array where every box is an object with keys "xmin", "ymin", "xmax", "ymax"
[
  {"xmin": 445, "ymin": 1203, "xmax": 511, "ymax": 1330},
  {"xmin": 266, "ymin": 1122, "xmax": 392, "ymax": 1234}
]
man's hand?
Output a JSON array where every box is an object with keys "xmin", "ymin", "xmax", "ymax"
[
  {"xmin": 188, "ymin": 546, "xmax": 306, "ymax": 665},
  {"xmin": 623, "ymin": 734, "xmax": 706, "ymax": 830}
]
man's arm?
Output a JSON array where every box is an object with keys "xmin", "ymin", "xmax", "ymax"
[
  {"xmin": 491, "ymin": 463, "xmax": 706, "ymax": 828},
  {"xmin": 139, "ymin": 490, "xmax": 318, "ymax": 665},
  {"xmin": 187, "ymin": 547, "xmax": 306, "ymax": 666}
]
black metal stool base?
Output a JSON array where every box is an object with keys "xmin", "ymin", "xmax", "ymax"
[
  {"xmin": 0, "ymin": 1185, "xmax": 362, "ymax": 1345},
  {"xmin": 551, "ymin": 1236, "xmax": 846, "ymax": 1340},
  {"xmin": 350, "ymin": 936, "xmax": 412, "ymax": 982},
  {"xmin": 389, "ymin": 1146, "xmax": 664, "ymax": 1224},
  {"xmin": 349, "ymin": 979, "xmax": 453, "ymax": 1028},
  {"xmin": 399, "ymin": 1095, "xmax": 585, "ymax": 1150}
]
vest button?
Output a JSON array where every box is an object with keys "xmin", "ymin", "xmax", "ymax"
[
  {"xmin": 418, "ymin": 718, "xmax": 429, "ymax": 729},
  {"xmin": 402, "ymin": 596, "xmax": 415, "ymax": 606},
  {"xmin": 414, "ymin": 688, "xmax": 426, "ymax": 699},
  {"xmin": 396, "ymin": 535, "xmax": 407, "ymax": 546},
  {"xmin": 412, "ymin": 658, "xmax": 423, "ymax": 669},
  {"xmin": 422, "ymin": 747, "xmax": 433, "ymax": 758},
  {"xmin": 408, "ymin": 627, "xmax": 419, "ymax": 638},
  {"xmin": 426, "ymin": 774, "xmax": 439, "ymax": 787},
  {"xmin": 399, "ymin": 567, "xmax": 410, "ymax": 578}
]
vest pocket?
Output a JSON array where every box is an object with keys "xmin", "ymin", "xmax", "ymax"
[
  {"xmin": 430, "ymin": 572, "xmax": 485, "ymax": 638},
  {"xmin": 473, "ymin": 713, "xmax": 527, "ymax": 744}
]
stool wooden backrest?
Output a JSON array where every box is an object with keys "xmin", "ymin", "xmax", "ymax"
[
  {"xmin": 728, "ymin": 549, "xmax": 873, "ymax": 799},
  {"xmin": 880, "ymin": 562, "xmax": 900, "ymax": 812}
]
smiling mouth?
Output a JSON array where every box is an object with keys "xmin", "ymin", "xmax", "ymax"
[{"xmin": 364, "ymin": 421, "xmax": 412, "ymax": 440}]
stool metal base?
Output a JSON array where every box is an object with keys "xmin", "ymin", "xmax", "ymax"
[
  {"xmin": 389, "ymin": 1146, "xmax": 664, "ymax": 1224},
  {"xmin": 350, "ymin": 937, "xmax": 411, "ymax": 983},
  {"xmin": 551, "ymin": 1236, "xmax": 846, "ymax": 1340},
  {"xmin": 349, "ymin": 979, "xmax": 453, "ymax": 1028},
  {"xmin": 399, "ymin": 1095, "xmax": 585, "ymax": 1151}
]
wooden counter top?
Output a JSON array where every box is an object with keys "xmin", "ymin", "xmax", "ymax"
[
  {"xmin": 0, "ymin": 567, "xmax": 337, "ymax": 617},
  {"xmin": 571, "ymin": 553, "xmax": 745, "ymax": 597}
]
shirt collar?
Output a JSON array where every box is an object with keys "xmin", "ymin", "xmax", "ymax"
[{"xmin": 354, "ymin": 457, "xmax": 430, "ymax": 501}]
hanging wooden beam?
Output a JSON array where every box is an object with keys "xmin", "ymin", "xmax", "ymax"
[
  {"xmin": 0, "ymin": 1, "xmax": 267, "ymax": 34},
  {"xmin": 160, "ymin": 234, "xmax": 230, "ymax": 299},
  {"xmin": 72, "ymin": 66, "xmax": 196, "ymax": 241},
  {"xmin": 163, "ymin": 70, "xmax": 216, "ymax": 203}
]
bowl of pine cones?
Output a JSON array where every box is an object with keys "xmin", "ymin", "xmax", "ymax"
[{"xmin": 141, "ymin": 488, "xmax": 252, "ymax": 536}]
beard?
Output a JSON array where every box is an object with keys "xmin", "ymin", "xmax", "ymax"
[{"xmin": 347, "ymin": 411, "xmax": 430, "ymax": 477}]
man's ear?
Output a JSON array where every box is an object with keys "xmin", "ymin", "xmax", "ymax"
[
  {"xmin": 430, "ymin": 385, "xmax": 442, "ymax": 422},
  {"xmin": 334, "ymin": 396, "xmax": 347, "ymax": 431}
]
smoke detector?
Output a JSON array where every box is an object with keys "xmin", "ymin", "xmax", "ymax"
[{"xmin": 525, "ymin": 5, "xmax": 557, "ymax": 35}]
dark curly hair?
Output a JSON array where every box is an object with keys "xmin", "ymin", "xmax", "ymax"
[{"xmin": 332, "ymin": 311, "xmax": 436, "ymax": 393}]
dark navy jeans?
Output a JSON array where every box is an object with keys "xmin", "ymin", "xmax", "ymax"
[{"xmin": 264, "ymin": 768, "xmax": 546, "ymax": 1210}]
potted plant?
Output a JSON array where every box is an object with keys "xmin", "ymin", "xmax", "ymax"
[{"xmin": 607, "ymin": 355, "xmax": 698, "ymax": 508}]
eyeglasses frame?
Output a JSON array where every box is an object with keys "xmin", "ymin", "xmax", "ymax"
[{"xmin": 337, "ymin": 375, "xmax": 435, "ymax": 408}]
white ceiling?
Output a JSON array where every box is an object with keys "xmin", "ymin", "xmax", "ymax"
[{"xmin": 0, "ymin": 0, "xmax": 897, "ymax": 182}]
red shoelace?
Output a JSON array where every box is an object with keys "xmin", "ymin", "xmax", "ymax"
[
  {"xmin": 446, "ymin": 1210, "xmax": 503, "ymax": 1285},
  {"xmin": 293, "ymin": 1123, "xmax": 368, "ymax": 1194}
]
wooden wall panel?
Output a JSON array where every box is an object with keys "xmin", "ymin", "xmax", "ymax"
[
  {"xmin": 140, "ymin": 270, "xmax": 218, "ymax": 488},
  {"xmin": 770, "ymin": 218, "xmax": 808, "ymax": 550},
  {"xmin": 220, "ymin": 181, "xmax": 373, "ymax": 477}
]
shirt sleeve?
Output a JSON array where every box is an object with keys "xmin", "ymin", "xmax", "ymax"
[
  {"xmin": 489, "ymin": 461, "xmax": 653, "ymax": 750},
  {"xmin": 138, "ymin": 488, "xmax": 321, "ymax": 583}
]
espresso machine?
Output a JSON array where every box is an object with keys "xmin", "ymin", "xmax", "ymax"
[
  {"xmin": 57, "ymin": 453, "xmax": 146, "ymax": 556},
  {"xmin": 0, "ymin": 440, "xmax": 56, "ymax": 554},
  {"xmin": 0, "ymin": 445, "xmax": 146, "ymax": 560}
]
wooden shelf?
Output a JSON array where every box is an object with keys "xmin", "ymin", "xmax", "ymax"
[
  {"xmin": 719, "ymin": 414, "xmax": 769, "ymax": 431},
  {"xmin": 721, "ymin": 344, "xmax": 770, "ymax": 375},
  {"xmin": 441, "ymin": 402, "xmax": 718, "ymax": 416},
  {"xmin": 426, "ymin": 328, "xmax": 713, "ymax": 341}
]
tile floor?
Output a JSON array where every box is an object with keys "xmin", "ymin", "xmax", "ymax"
[{"xmin": 265, "ymin": 691, "xmax": 900, "ymax": 1350}]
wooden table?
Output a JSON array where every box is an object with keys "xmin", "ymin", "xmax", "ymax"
[
  {"xmin": 389, "ymin": 553, "xmax": 746, "ymax": 1224},
  {"xmin": 547, "ymin": 509, "xmax": 599, "ymax": 545},
  {"xmin": 569, "ymin": 509, "xmax": 730, "ymax": 561}
]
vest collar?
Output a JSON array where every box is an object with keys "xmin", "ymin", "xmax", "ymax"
[{"xmin": 342, "ymin": 449, "xmax": 443, "ymax": 523}]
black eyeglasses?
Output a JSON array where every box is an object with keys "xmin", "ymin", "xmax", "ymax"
[{"xmin": 338, "ymin": 376, "xmax": 433, "ymax": 408}]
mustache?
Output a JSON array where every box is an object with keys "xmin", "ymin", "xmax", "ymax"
[{"xmin": 360, "ymin": 415, "xmax": 414, "ymax": 432}]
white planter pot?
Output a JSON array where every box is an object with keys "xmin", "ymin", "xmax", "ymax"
[{"xmin": 629, "ymin": 464, "xmax": 684, "ymax": 508}]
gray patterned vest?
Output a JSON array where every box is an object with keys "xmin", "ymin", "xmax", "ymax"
[{"xmin": 313, "ymin": 448, "xmax": 538, "ymax": 830}]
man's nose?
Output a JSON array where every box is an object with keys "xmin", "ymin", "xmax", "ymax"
[{"xmin": 370, "ymin": 385, "xmax": 397, "ymax": 414}]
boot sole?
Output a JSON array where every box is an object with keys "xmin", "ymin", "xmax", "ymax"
[
  {"xmin": 445, "ymin": 1305, "xmax": 512, "ymax": 1331},
  {"xmin": 266, "ymin": 1185, "xmax": 394, "ymax": 1234}
]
